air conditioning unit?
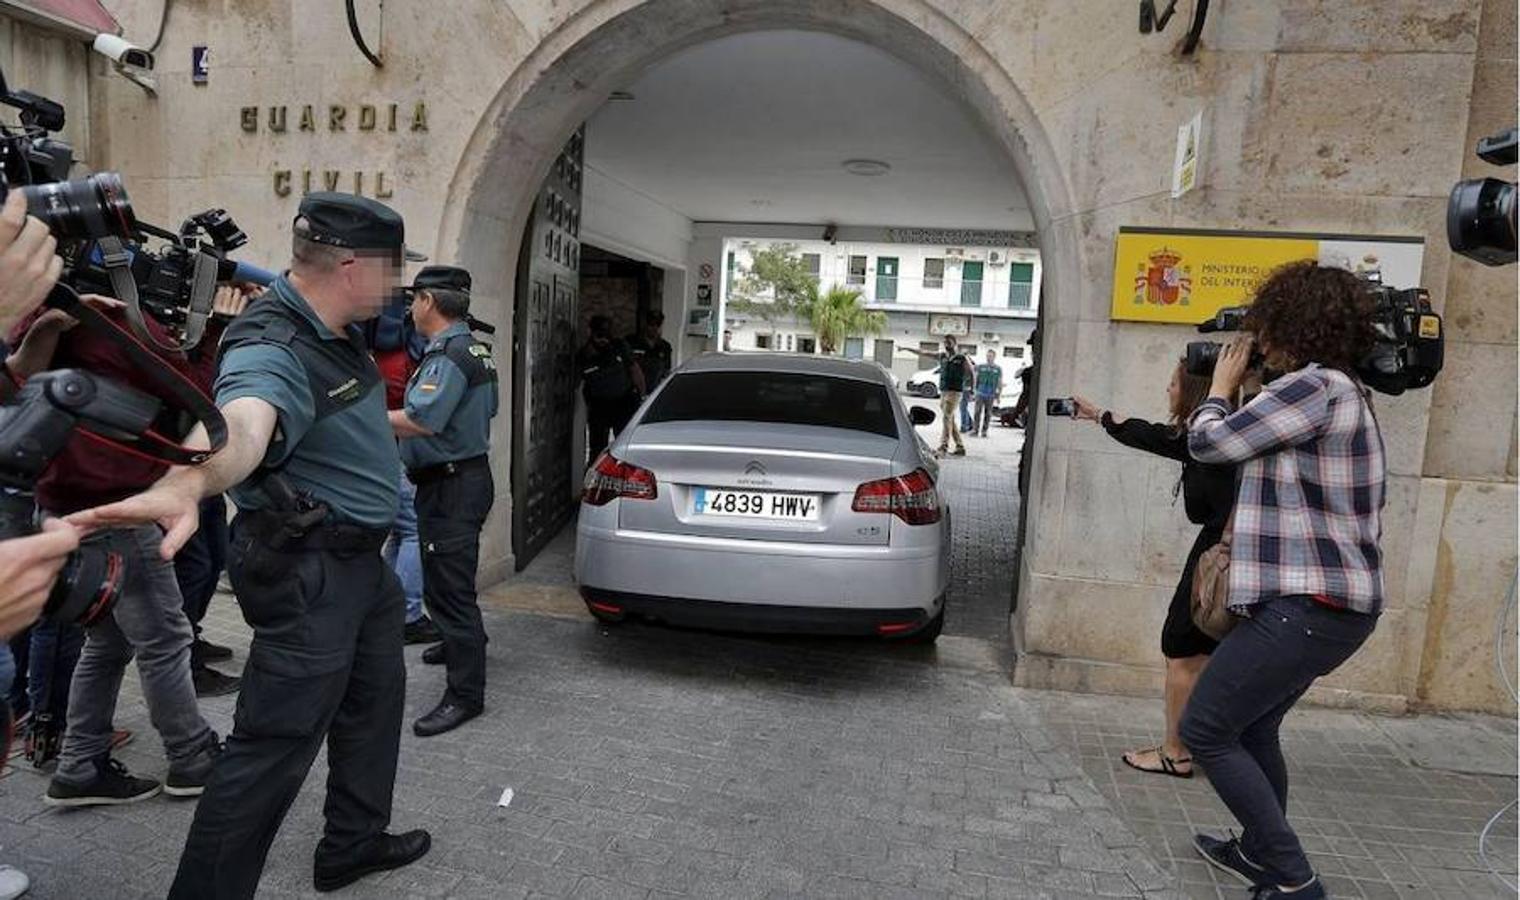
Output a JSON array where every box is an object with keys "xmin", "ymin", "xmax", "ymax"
[
  {"xmin": 988, "ymin": 251, "xmax": 1005, "ymax": 264},
  {"xmin": 945, "ymin": 247, "xmax": 966, "ymax": 258}
]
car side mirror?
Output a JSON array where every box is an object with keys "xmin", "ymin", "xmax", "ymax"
[{"xmin": 909, "ymin": 406, "xmax": 936, "ymax": 426}]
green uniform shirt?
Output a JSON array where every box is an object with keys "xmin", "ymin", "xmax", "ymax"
[
  {"xmin": 216, "ymin": 277, "xmax": 400, "ymax": 528},
  {"xmin": 938, "ymin": 351, "xmax": 970, "ymax": 392},
  {"xmin": 974, "ymin": 363, "xmax": 1002, "ymax": 398},
  {"xmin": 400, "ymin": 322, "xmax": 499, "ymax": 468}
]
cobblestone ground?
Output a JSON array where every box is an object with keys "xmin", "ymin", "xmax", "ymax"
[{"xmin": 1, "ymin": 413, "xmax": 1514, "ymax": 899}]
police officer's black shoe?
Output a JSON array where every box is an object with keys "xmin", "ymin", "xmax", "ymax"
[
  {"xmin": 192, "ymin": 664, "xmax": 242, "ymax": 698},
  {"xmin": 313, "ymin": 829, "xmax": 432, "ymax": 893},
  {"xmin": 421, "ymin": 643, "xmax": 446, "ymax": 665},
  {"xmin": 404, "ymin": 616, "xmax": 442, "ymax": 645},
  {"xmin": 412, "ymin": 701, "xmax": 481, "ymax": 737}
]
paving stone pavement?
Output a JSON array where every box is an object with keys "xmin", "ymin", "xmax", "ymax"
[{"xmin": 2, "ymin": 424, "xmax": 1514, "ymax": 900}]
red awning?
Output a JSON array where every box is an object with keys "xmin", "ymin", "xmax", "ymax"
[{"xmin": 9, "ymin": 0, "xmax": 120, "ymax": 36}]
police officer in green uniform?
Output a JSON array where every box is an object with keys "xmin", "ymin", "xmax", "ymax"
[
  {"xmin": 625, "ymin": 309, "xmax": 673, "ymax": 391},
  {"xmin": 74, "ymin": 193, "xmax": 432, "ymax": 898},
  {"xmin": 387, "ymin": 266, "xmax": 498, "ymax": 737}
]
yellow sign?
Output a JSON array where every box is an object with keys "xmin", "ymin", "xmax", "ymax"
[
  {"xmin": 1112, "ymin": 229, "xmax": 1316, "ymax": 323},
  {"xmin": 1110, "ymin": 227, "xmax": 1426, "ymax": 324}
]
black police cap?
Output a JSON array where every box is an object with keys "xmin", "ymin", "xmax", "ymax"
[
  {"xmin": 295, "ymin": 192, "xmax": 427, "ymax": 261},
  {"xmin": 403, "ymin": 265, "xmax": 472, "ymax": 295}
]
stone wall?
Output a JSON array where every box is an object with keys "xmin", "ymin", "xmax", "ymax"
[
  {"xmin": 76, "ymin": 0, "xmax": 1516, "ymax": 711},
  {"xmin": 0, "ymin": 12, "xmax": 92, "ymax": 160}
]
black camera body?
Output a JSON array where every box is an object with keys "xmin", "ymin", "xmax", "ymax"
[
  {"xmin": 1185, "ymin": 283, "xmax": 1443, "ymax": 396},
  {"xmin": 0, "ymin": 370, "xmax": 162, "ymax": 625}
]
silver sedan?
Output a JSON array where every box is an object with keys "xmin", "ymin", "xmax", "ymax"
[{"xmin": 575, "ymin": 353, "xmax": 950, "ymax": 642}]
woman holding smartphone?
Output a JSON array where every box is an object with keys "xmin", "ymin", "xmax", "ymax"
[{"xmin": 1072, "ymin": 362, "xmax": 1235, "ymax": 780}]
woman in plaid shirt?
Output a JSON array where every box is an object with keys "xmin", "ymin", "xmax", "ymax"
[{"xmin": 1179, "ymin": 262, "xmax": 1386, "ymax": 900}]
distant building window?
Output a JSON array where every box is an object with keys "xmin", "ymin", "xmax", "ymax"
[
  {"xmin": 843, "ymin": 337, "xmax": 865, "ymax": 359},
  {"xmin": 802, "ymin": 253, "xmax": 821, "ymax": 283},
  {"xmin": 847, "ymin": 255, "xmax": 867, "ymax": 286},
  {"xmin": 755, "ymin": 334, "xmax": 772, "ymax": 349},
  {"xmin": 786, "ymin": 334, "xmax": 794, "ymax": 351},
  {"xmin": 798, "ymin": 337, "xmax": 817, "ymax": 354},
  {"xmin": 923, "ymin": 258, "xmax": 945, "ymax": 290},
  {"xmin": 726, "ymin": 251, "xmax": 738, "ymax": 294},
  {"xmin": 1009, "ymin": 261, "xmax": 1035, "ymax": 309},
  {"xmin": 1004, "ymin": 346, "xmax": 1025, "ymax": 359},
  {"xmin": 959, "ymin": 344, "xmax": 977, "ymax": 357}
]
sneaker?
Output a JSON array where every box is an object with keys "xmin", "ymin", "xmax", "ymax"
[
  {"xmin": 192, "ymin": 665, "xmax": 242, "ymax": 698},
  {"xmin": 403, "ymin": 616, "xmax": 442, "ymax": 646},
  {"xmin": 191, "ymin": 637, "xmax": 234, "ymax": 664},
  {"xmin": 44, "ymin": 757, "xmax": 160, "ymax": 807},
  {"xmin": 1194, "ymin": 832, "xmax": 1268, "ymax": 886},
  {"xmin": 165, "ymin": 739, "xmax": 224, "ymax": 798},
  {"xmin": 1252, "ymin": 878, "xmax": 1325, "ymax": 899},
  {"xmin": 0, "ymin": 864, "xmax": 29, "ymax": 900},
  {"xmin": 951, "ymin": 447, "xmax": 966, "ymax": 456}
]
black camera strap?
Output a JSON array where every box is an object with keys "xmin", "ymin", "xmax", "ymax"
[
  {"xmin": 95, "ymin": 235, "xmax": 213, "ymax": 354},
  {"xmin": 43, "ymin": 283, "xmax": 227, "ymax": 466}
]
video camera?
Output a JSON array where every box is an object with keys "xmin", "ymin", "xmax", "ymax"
[
  {"xmin": 1186, "ymin": 280, "xmax": 1443, "ymax": 396},
  {"xmin": 1, "ymin": 67, "xmax": 272, "ymax": 352},
  {"xmin": 1448, "ymin": 127, "xmax": 1517, "ymax": 267}
]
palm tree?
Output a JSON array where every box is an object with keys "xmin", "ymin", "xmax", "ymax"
[{"xmin": 806, "ymin": 284, "xmax": 886, "ymax": 355}]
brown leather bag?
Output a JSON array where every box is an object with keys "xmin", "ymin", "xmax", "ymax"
[{"xmin": 1191, "ymin": 512, "xmax": 1237, "ymax": 640}]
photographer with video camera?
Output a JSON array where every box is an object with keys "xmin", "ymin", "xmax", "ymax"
[
  {"xmin": 1179, "ymin": 261, "xmax": 1387, "ymax": 900},
  {"xmin": 5, "ymin": 276, "xmax": 239, "ymax": 806}
]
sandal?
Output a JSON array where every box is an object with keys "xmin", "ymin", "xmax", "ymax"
[{"xmin": 1122, "ymin": 746, "xmax": 1194, "ymax": 779}]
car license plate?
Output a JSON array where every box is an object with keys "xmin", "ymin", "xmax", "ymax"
[{"xmin": 693, "ymin": 487, "xmax": 819, "ymax": 521}]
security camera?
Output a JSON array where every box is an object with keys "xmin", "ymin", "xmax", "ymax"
[{"xmin": 93, "ymin": 34, "xmax": 155, "ymax": 69}]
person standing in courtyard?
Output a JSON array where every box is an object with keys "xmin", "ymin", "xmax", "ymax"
[
  {"xmin": 578, "ymin": 315, "xmax": 646, "ymax": 463},
  {"xmin": 935, "ymin": 335, "xmax": 972, "ymax": 456},
  {"xmin": 972, "ymin": 350, "xmax": 1002, "ymax": 437},
  {"xmin": 1072, "ymin": 359, "xmax": 1235, "ymax": 779},
  {"xmin": 626, "ymin": 310, "xmax": 673, "ymax": 392},
  {"xmin": 1181, "ymin": 262, "xmax": 1387, "ymax": 900},
  {"xmin": 390, "ymin": 266, "xmax": 499, "ymax": 738},
  {"xmin": 72, "ymin": 193, "xmax": 433, "ymax": 898}
]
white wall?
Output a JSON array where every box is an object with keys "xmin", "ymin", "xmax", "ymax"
[{"xmin": 581, "ymin": 163, "xmax": 693, "ymax": 270}]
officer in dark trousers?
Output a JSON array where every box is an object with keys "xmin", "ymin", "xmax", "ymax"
[
  {"xmin": 73, "ymin": 193, "xmax": 431, "ymax": 898},
  {"xmin": 388, "ymin": 266, "xmax": 498, "ymax": 737},
  {"xmin": 625, "ymin": 309, "xmax": 673, "ymax": 392},
  {"xmin": 578, "ymin": 314, "xmax": 645, "ymax": 463}
]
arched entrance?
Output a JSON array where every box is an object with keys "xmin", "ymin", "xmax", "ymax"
[{"xmin": 439, "ymin": 0, "xmax": 1078, "ymax": 625}]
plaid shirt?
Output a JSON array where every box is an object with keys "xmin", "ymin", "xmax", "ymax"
[{"xmin": 1188, "ymin": 364, "xmax": 1386, "ymax": 615}]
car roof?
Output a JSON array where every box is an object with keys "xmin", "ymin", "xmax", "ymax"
[{"xmin": 679, "ymin": 352, "xmax": 894, "ymax": 385}]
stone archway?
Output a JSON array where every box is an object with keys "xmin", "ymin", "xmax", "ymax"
[{"xmin": 441, "ymin": 0, "xmax": 1078, "ymax": 614}]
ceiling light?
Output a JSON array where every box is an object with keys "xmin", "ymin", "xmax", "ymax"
[
  {"xmin": 842, "ymin": 159, "xmax": 891, "ymax": 177},
  {"xmin": 609, "ymin": 91, "xmax": 636, "ymax": 101}
]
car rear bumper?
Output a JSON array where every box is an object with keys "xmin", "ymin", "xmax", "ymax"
[
  {"xmin": 574, "ymin": 523, "xmax": 948, "ymax": 613},
  {"xmin": 580, "ymin": 586, "xmax": 938, "ymax": 636}
]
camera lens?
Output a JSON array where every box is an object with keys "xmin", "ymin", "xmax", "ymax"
[
  {"xmin": 43, "ymin": 539, "xmax": 124, "ymax": 627},
  {"xmin": 1184, "ymin": 341, "xmax": 1221, "ymax": 377},
  {"xmin": 21, "ymin": 172, "xmax": 137, "ymax": 242}
]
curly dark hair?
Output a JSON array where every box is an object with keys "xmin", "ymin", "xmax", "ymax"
[{"xmin": 1243, "ymin": 260, "xmax": 1375, "ymax": 372}]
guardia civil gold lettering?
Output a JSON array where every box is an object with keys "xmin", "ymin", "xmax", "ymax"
[
  {"xmin": 240, "ymin": 107, "xmax": 258, "ymax": 132},
  {"xmin": 329, "ymin": 106, "xmax": 347, "ymax": 131},
  {"xmin": 273, "ymin": 170, "xmax": 292, "ymax": 197},
  {"xmin": 268, "ymin": 106, "xmax": 287, "ymax": 133},
  {"xmin": 299, "ymin": 105, "xmax": 315, "ymax": 132},
  {"xmin": 358, "ymin": 105, "xmax": 377, "ymax": 131}
]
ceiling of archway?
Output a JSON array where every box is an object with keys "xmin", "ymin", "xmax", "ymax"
[{"xmin": 585, "ymin": 30, "xmax": 1034, "ymax": 232}]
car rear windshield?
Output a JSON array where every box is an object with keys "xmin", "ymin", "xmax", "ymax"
[{"xmin": 642, "ymin": 371, "xmax": 898, "ymax": 437}]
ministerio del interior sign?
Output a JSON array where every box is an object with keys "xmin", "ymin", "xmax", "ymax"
[{"xmin": 1111, "ymin": 226, "xmax": 1425, "ymax": 324}]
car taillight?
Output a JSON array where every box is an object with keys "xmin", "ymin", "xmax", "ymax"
[
  {"xmin": 581, "ymin": 452, "xmax": 658, "ymax": 506},
  {"xmin": 851, "ymin": 468, "xmax": 941, "ymax": 525}
]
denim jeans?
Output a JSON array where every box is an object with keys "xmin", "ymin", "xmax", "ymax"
[
  {"xmin": 0, "ymin": 643, "xmax": 13, "ymax": 702},
  {"xmin": 1180, "ymin": 595, "xmax": 1378, "ymax": 886},
  {"xmin": 55, "ymin": 524, "xmax": 215, "ymax": 782},
  {"xmin": 958, "ymin": 390, "xmax": 974, "ymax": 431},
  {"xmin": 20, "ymin": 623, "xmax": 84, "ymax": 720},
  {"xmin": 383, "ymin": 465, "xmax": 425, "ymax": 624},
  {"xmin": 175, "ymin": 495, "xmax": 229, "ymax": 635}
]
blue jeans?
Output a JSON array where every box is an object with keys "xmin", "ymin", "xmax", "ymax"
[
  {"xmin": 175, "ymin": 495, "xmax": 229, "ymax": 636},
  {"xmin": 1180, "ymin": 595, "xmax": 1377, "ymax": 886},
  {"xmin": 958, "ymin": 390, "xmax": 974, "ymax": 431},
  {"xmin": 383, "ymin": 467, "xmax": 424, "ymax": 624}
]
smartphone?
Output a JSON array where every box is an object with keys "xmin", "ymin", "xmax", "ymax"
[{"xmin": 1046, "ymin": 398, "xmax": 1077, "ymax": 417}]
